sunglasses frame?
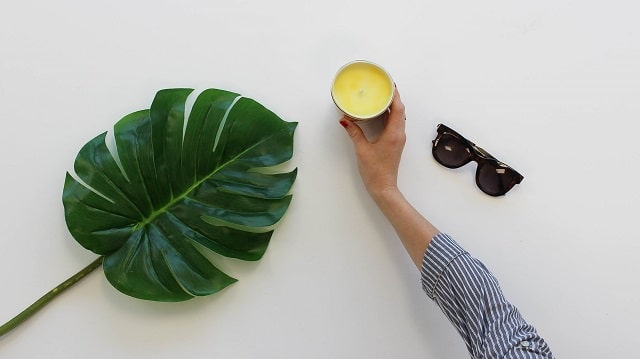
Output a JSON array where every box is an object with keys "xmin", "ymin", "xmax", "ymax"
[{"xmin": 432, "ymin": 124, "xmax": 524, "ymax": 196}]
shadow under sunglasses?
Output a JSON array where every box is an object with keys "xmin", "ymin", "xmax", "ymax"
[{"xmin": 432, "ymin": 124, "xmax": 524, "ymax": 196}]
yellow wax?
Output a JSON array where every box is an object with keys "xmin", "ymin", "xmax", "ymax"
[{"xmin": 331, "ymin": 61, "xmax": 393, "ymax": 120}]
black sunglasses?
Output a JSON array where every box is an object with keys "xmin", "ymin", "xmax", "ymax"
[{"xmin": 432, "ymin": 124, "xmax": 524, "ymax": 196}]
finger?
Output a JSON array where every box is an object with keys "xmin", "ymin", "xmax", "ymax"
[
  {"xmin": 387, "ymin": 86, "xmax": 406, "ymax": 130},
  {"xmin": 339, "ymin": 117, "xmax": 368, "ymax": 146},
  {"xmin": 389, "ymin": 86, "xmax": 405, "ymax": 119}
]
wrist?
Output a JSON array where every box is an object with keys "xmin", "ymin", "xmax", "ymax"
[{"xmin": 369, "ymin": 185, "xmax": 403, "ymax": 206}]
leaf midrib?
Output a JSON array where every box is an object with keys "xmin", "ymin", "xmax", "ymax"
[{"xmin": 133, "ymin": 126, "xmax": 289, "ymax": 230}]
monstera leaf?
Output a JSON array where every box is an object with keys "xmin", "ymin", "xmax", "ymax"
[{"xmin": 62, "ymin": 88, "xmax": 297, "ymax": 301}]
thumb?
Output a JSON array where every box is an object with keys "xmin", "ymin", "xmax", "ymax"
[{"xmin": 339, "ymin": 118, "xmax": 367, "ymax": 146}]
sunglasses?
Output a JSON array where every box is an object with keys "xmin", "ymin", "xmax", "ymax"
[{"xmin": 432, "ymin": 124, "xmax": 524, "ymax": 196}]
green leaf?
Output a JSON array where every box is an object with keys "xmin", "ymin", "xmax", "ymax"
[{"xmin": 62, "ymin": 88, "xmax": 297, "ymax": 301}]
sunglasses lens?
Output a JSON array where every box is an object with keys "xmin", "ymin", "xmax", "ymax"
[
  {"xmin": 477, "ymin": 163, "xmax": 518, "ymax": 196},
  {"xmin": 433, "ymin": 134, "xmax": 470, "ymax": 168}
]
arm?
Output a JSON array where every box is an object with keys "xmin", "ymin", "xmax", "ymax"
[
  {"xmin": 339, "ymin": 87, "xmax": 437, "ymax": 268},
  {"xmin": 339, "ymin": 87, "xmax": 554, "ymax": 358}
]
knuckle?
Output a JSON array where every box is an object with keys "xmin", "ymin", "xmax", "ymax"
[{"xmin": 347, "ymin": 128, "xmax": 360, "ymax": 140}]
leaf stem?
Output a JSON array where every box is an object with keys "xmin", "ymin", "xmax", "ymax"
[{"xmin": 0, "ymin": 256, "xmax": 103, "ymax": 338}]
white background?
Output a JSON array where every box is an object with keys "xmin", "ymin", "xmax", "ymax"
[{"xmin": 1, "ymin": 0, "xmax": 638, "ymax": 358}]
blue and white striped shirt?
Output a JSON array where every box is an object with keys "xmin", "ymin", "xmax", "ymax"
[{"xmin": 421, "ymin": 233, "xmax": 555, "ymax": 358}]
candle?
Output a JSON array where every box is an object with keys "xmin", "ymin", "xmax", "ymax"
[{"xmin": 331, "ymin": 60, "xmax": 394, "ymax": 121}]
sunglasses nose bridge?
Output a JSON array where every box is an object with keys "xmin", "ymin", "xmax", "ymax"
[{"xmin": 471, "ymin": 144, "xmax": 496, "ymax": 161}]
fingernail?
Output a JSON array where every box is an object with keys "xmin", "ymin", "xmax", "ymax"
[{"xmin": 339, "ymin": 119, "xmax": 349, "ymax": 128}]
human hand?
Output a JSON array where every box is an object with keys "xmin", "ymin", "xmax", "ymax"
[{"xmin": 339, "ymin": 86, "xmax": 406, "ymax": 201}]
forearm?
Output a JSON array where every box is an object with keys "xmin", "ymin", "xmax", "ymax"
[{"xmin": 370, "ymin": 188, "xmax": 439, "ymax": 268}]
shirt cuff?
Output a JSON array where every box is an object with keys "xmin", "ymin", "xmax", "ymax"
[{"xmin": 420, "ymin": 233, "xmax": 467, "ymax": 299}]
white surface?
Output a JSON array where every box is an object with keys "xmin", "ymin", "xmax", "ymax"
[{"xmin": 1, "ymin": 0, "xmax": 638, "ymax": 357}]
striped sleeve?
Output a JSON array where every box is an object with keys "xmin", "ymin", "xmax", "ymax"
[{"xmin": 420, "ymin": 233, "xmax": 555, "ymax": 359}]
